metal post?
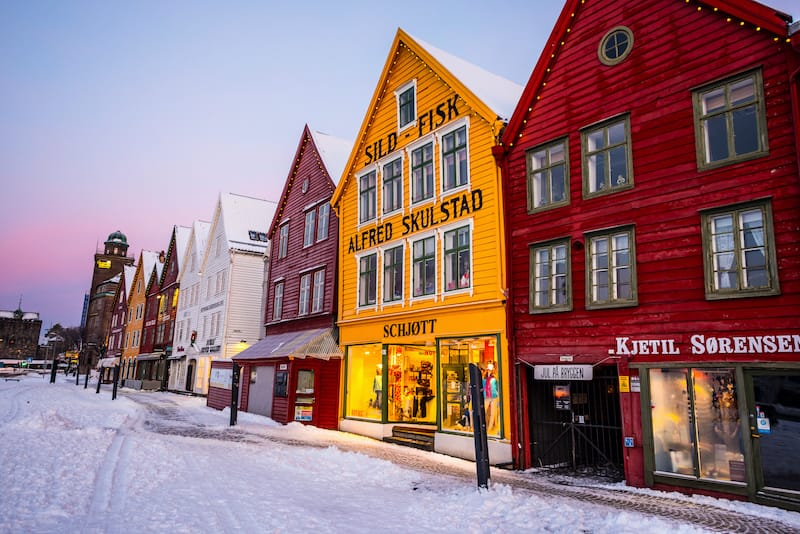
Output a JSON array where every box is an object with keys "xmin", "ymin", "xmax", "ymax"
[
  {"xmin": 469, "ymin": 363, "xmax": 490, "ymax": 488},
  {"xmin": 112, "ymin": 365, "xmax": 120, "ymax": 400},
  {"xmin": 49, "ymin": 345, "xmax": 58, "ymax": 384},
  {"xmin": 96, "ymin": 367, "xmax": 102, "ymax": 394},
  {"xmin": 75, "ymin": 351, "xmax": 81, "ymax": 386},
  {"xmin": 230, "ymin": 363, "xmax": 240, "ymax": 426},
  {"xmin": 84, "ymin": 365, "xmax": 89, "ymax": 388}
]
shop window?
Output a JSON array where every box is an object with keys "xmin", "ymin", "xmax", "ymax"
[
  {"xmin": 649, "ymin": 368, "xmax": 745, "ymax": 483},
  {"xmin": 383, "ymin": 245, "xmax": 403, "ymax": 303},
  {"xmin": 586, "ymin": 226, "xmax": 637, "ymax": 309},
  {"xmin": 693, "ymin": 69, "xmax": 767, "ymax": 170},
  {"xmin": 444, "ymin": 225, "xmax": 471, "ymax": 291},
  {"xmin": 413, "ymin": 235, "xmax": 436, "ymax": 297},
  {"xmin": 441, "ymin": 123, "xmax": 468, "ymax": 192},
  {"xmin": 385, "ymin": 345, "xmax": 437, "ymax": 424},
  {"xmin": 530, "ymin": 239, "xmax": 571, "ymax": 313},
  {"xmin": 701, "ymin": 200, "xmax": 779, "ymax": 299},
  {"xmin": 439, "ymin": 336, "xmax": 501, "ymax": 438},
  {"xmin": 527, "ymin": 138, "xmax": 568, "ymax": 212},
  {"xmin": 382, "ymin": 157, "xmax": 403, "ymax": 215},
  {"xmin": 358, "ymin": 253, "xmax": 377, "ymax": 307},
  {"xmin": 358, "ymin": 169, "xmax": 377, "ymax": 224},
  {"xmin": 411, "ymin": 141, "xmax": 434, "ymax": 204},
  {"xmin": 581, "ymin": 114, "xmax": 632, "ymax": 197},
  {"xmin": 344, "ymin": 343, "xmax": 383, "ymax": 420}
]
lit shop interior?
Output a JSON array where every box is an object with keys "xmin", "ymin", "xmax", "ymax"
[{"xmin": 343, "ymin": 336, "xmax": 502, "ymax": 438}]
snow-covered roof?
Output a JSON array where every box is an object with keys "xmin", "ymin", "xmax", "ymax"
[
  {"xmin": 193, "ymin": 221, "xmax": 212, "ymax": 257},
  {"xmin": 220, "ymin": 192, "xmax": 277, "ymax": 253},
  {"xmin": 140, "ymin": 250, "xmax": 160, "ymax": 286},
  {"xmin": 123, "ymin": 265, "xmax": 137, "ymax": 297},
  {"xmin": 408, "ymin": 32, "xmax": 523, "ymax": 120},
  {"xmin": 174, "ymin": 225, "xmax": 192, "ymax": 269},
  {"xmin": 310, "ymin": 130, "xmax": 352, "ymax": 185},
  {"xmin": 0, "ymin": 311, "xmax": 40, "ymax": 320}
]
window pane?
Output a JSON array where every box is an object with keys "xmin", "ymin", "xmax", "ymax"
[
  {"xmin": 729, "ymin": 78, "xmax": 754, "ymax": 106},
  {"xmin": 589, "ymin": 154, "xmax": 605, "ymax": 192},
  {"xmin": 701, "ymin": 88, "xmax": 725, "ymax": 114},
  {"xmin": 608, "ymin": 121, "xmax": 625, "ymax": 145},
  {"xmin": 550, "ymin": 166, "xmax": 566, "ymax": 202},
  {"xmin": 345, "ymin": 344, "xmax": 382, "ymax": 420},
  {"xmin": 609, "ymin": 146, "xmax": 628, "ymax": 187},
  {"xmin": 531, "ymin": 149, "xmax": 547, "ymax": 169},
  {"xmin": 587, "ymin": 129, "xmax": 604, "ymax": 151},
  {"xmin": 692, "ymin": 369, "xmax": 745, "ymax": 482},
  {"xmin": 703, "ymin": 115, "xmax": 729, "ymax": 162},
  {"xmin": 650, "ymin": 368, "xmax": 695, "ymax": 475},
  {"xmin": 732, "ymin": 106, "xmax": 758, "ymax": 156}
]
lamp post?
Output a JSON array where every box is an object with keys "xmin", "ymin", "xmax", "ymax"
[{"xmin": 49, "ymin": 340, "xmax": 59, "ymax": 384}]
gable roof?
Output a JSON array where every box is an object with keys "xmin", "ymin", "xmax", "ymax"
[
  {"xmin": 159, "ymin": 225, "xmax": 192, "ymax": 286},
  {"xmin": 498, "ymin": 0, "xmax": 794, "ymax": 152},
  {"xmin": 203, "ymin": 193, "xmax": 277, "ymax": 264},
  {"xmin": 332, "ymin": 28, "xmax": 523, "ymax": 208},
  {"xmin": 178, "ymin": 220, "xmax": 211, "ymax": 284},
  {"xmin": 123, "ymin": 264, "xmax": 137, "ymax": 302},
  {"xmin": 268, "ymin": 125, "xmax": 352, "ymax": 238}
]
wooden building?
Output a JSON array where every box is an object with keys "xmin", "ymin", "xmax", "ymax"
[
  {"xmin": 135, "ymin": 252, "xmax": 165, "ymax": 389},
  {"xmin": 120, "ymin": 250, "xmax": 159, "ymax": 386},
  {"xmin": 494, "ymin": 0, "xmax": 800, "ymax": 509},
  {"xmin": 232, "ymin": 126, "xmax": 349, "ymax": 429},
  {"xmin": 330, "ymin": 29, "xmax": 521, "ymax": 463}
]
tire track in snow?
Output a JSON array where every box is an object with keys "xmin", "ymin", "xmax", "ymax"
[{"xmin": 0, "ymin": 383, "xmax": 31, "ymax": 427}]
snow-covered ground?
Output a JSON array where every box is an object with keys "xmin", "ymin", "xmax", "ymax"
[{"xmin": 2, "ymin": 374, "xmax": 799, "ymax": 534}]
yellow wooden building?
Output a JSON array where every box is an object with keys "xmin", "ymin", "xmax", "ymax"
[
  {"xmin": 120, "ymin": 250, "xmax": 160, "ymax": 385},
  {"xmin": 331, "ymin": 29, "xmax": 521, "ymax": 463}
]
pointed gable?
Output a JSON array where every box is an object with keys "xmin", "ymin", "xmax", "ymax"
[{"xmin": 219, "ymin": 192, "xmax": 277, "ymax": 254}]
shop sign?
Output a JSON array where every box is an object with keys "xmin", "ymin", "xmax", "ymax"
[
  {"xmin": 209, "ymin": 368, "xmax": 232, "ymax": 390},
  {"xmin": 294, "ymin": 405, "xmax": 313, "ymax": 422},
  {"xmin": 534, "ymin": 364, "xmax": 593, "ymax": 381},
  {"xmin": 347, "ymin": 189, "xmax": 484, "ymax": 254},
  {"xmin": 554, "ymin": 384, "xmax": 571, "ymax": 410},
  {"xmin": 613, "ymin": 333, "xmax": 800, "ymax": 356},
  {"xmin": 630, "ymin": 375, "xmax": 641, "ymax": 393},
  {"xmin": 619, "ymin": 375, "xmax": 630, "ymax": 393},
  {"xmin": 383, "ymin": 318, "xmax": 437, "ymax": 338}
]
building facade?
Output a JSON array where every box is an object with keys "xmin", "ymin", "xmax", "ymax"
[
  {"xmin": 232, "ymin": 126, "xmax": 350, "ymax": 428},
  {"xmin": 495, "ymin": 0, "xmax": 800, "ymax": 509},
  {"xmin": 121, "ymin": 250, "xmax": 159, "ymax": 385},
  {"xmin": 331, "ymin": 29, "xmax": 521, "ymax": 463},
  {"xmin": 0, "ymin": 308, "xmax": 42, "ymax": 360}
]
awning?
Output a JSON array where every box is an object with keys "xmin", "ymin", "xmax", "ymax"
[
  {"xmin": 233, "ymin": 328, "xmax": 342, "ymax": 361},
  {"xmin": 97, "ymin": 357, "xmax": 120, "ymax": 368},
  {"xmin": 135, "ymin": 352, "xmax": 164, "ymax": 361},
  {"xmin": 167, "ymin": 354, "xmax": 185, "ymax": 360}
]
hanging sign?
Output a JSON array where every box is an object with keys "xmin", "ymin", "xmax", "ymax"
[
  {"xmin": 554, "ymin": 384, "xmax": 571, "ymax": 410},
  {"xmin": 534, "ymin": 365, "xmax": 593, "ymax": 381}
]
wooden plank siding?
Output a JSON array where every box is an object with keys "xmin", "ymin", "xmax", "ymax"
[{"xmin": 224, "ymin": 252, "xmax": 267, "ymax": 356}]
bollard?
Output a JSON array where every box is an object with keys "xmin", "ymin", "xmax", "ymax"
[
  {"xmin": 469, "ymin": 363, "xmax": 490, "ymax": 489},
  {"xmin": 112, "ymin": 365, "xmax": 119, "ymax": 400},
  {"xmin": 84, "ymin": 367, "xmax": 90, "ymax": 389},
  {"xmin": 96, "ymin": 369, "xmax": 102, "ymax": 394},
  {"xmin": 230, "ymin": 363, "xmax": 240, "ymax": 426}
]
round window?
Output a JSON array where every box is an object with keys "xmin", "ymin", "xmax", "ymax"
[{"xmin": 598, "ymin": 26, "xmax": 633, "ymax": 66}]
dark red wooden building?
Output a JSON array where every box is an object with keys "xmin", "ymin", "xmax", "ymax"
[
  {"xmin": 495, "ymin": 0, "xmax": 800, "ymax": 509},
  {"xmin": 231, "ymin": 126, "xmax": 351, "ymax": 429}
]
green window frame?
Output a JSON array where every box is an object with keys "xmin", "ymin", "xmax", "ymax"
[
  {"xmin": 359, "ymin": 170, "xmax": 377, "ymax": 224},
  {"xmin": 701, "ymin": 201, "xmax": 779, "ymax": 299},
  {"xmin": 441, "ymin": 125, "xmax": 468, "ymax": 192},
  {"xmin": 413, "ymin": 236, "xmax": 436, "ymax": 297},
  {"xmin": 581, "ymin": 114, "xmax": 633, "ymax": 198},
  {"xmin": 598, "ymin": 26, "xmax": 633, "ymax": 66},
  {"xmin": 383, "ymin": 245, "xmax": 403, "ymax": 303},
  {"xmin": 382, "ymin": 158, "xmax": 403, "ymax": 214},
  {"xmin": 411, "ymin": 141, "xmax": 434, "ymax": 204},
  {"xmin": 444, "ymin": 225, "xmax": 471, "ymax": 292},
  {"xmin": 693, "ymin": 69, "xmax": 768, "ymax": 170},
  {"xmin": 529, "ymin": 239, "xmax": 571, "ymax": 313},
  {"xmin": 527, "ymin": 138, "xmax": 569, "ymax": 212},
  {"xmin": 585, "ymin": 226, "xmax": 637, "ymax": 309},
  {"xmin": 358, "ymin": 253, "xmax": 377, "ymax": 307}
]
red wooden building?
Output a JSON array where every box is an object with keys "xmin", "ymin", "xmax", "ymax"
[
  {"xmin": 232, "ymin": 126, "xmax": 351, "ymax": 429},
  {"xmin": 495, "ymin": 0, "xmax": 800, "ymax": 509}
]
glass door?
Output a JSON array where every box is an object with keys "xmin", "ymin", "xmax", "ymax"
[{"xmin": 747, "ymin": 371, "xmax": 800, "ymax": 500}]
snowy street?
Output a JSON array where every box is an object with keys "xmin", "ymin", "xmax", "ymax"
[{"xmin": 2, "ymin": 375, "xmax": 799, "ymax": 533}]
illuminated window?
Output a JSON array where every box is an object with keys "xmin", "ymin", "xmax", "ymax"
[{"xmin": 344, "ymin": 343, "xmax": 382, "ymax": 420}]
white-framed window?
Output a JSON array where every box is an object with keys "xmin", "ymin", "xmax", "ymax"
[
  {"xmin": 396, "ymin": 79, "xmax": 416, "ymax": 131},
  {"xmin": 582, "ymin": 114, "xmax": 632, "ymax": 197},
  {"xmin": 211, "ymin": 311, "xmax": 221, "ymax": 338},
  {"xmin": 358, "ymin": 253, "xmax": 378, "ymax": 307},
  {"xmin": 317, "ymin": 203, "xmax": 330, "ymax": 242},
  {"xmin": 358, "ymin": 169, "xmax": 377, "ymax": 224},
  {"xmin": 527, "ymin": 138, "xmax": 568, "ymax": 211},
  {"xmin": 383, "ymin": 245, "xmax": 404, "ymax": 303},
  {"xmin": 693, "ymin": 69, "xmax": 768, "ymax": 169},
  {"xmin": 412, "ymin": 235, "xmax": 436, "ymax": 297},
  {"xmin": 530, "ymin": 239, "xmax": 571, "ymax": 313},
  {"xmin": 586, "ymin": 226, "xmax": 637, "ymax": 309},
  {"xmin": 278, "ymin": 222, "xmax": 289, "ymax": 259},
  {"xmin": 444, "ymin": 225, "xmax": 471, "ymax": 292},
  {"xmin": 304, "ymin": 209, "xmax": 316, "ymax": 247},
  {"xmin": 410, "ymin": 139, "xmax": 435, "ymax": 204},
  {"xmin": 382, "ymin": 157, "xmax": 403, "ymax": 215},
  {"xmin": 299, "ymin": 273, "xmax": 311, "ymax": 315},
  {"xmin": 215, "ymin": 236, "xmax": 222, "ymax": 258},
  {"xmin": 701, "ymin": 200, "xmax": 779, "ymax": 299},
  {"xmin": 273, "ymin": 280, "xmax": 284, "ymax": 321},
  {"xmin": 312, "ymin": 269, "xmax": 325, "ymax": 313},
  {"xmin": 439, "ymin": 120, "xmax": 469, "ymax": 192}
]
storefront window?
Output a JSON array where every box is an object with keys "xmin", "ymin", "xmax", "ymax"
[
  {"xmin": 345, "ymin": 344, "xmax": 383, "ymax": 420},
  {"xmin": 385, "ymin": 345, "xmax": 436, "ymax": 423},
  {"xmin": 649, "ymin": 368, "xmax": 745, "ymax": 482},
  {"xmin": 439, "ymin": 336, "xmax": 501, "ymax": 438}
]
